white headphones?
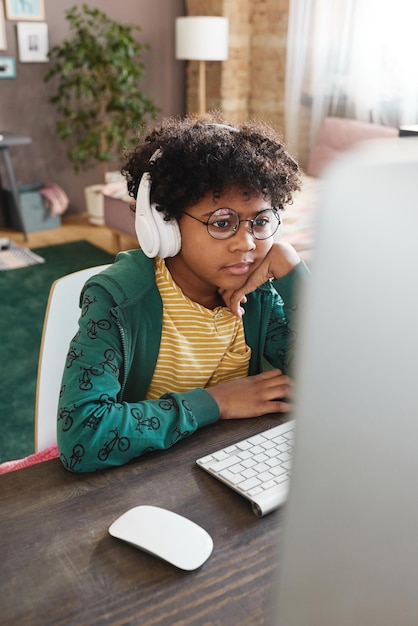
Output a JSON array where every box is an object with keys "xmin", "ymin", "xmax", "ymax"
[
  {"xmin": 135, "ymin": 125, "xmax": 239, "ymax": 258},
  {"xmin": 135, "ymin": 167, "xmax": 181, "ymax": 258}
]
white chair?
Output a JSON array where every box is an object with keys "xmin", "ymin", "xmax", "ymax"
[{"xmin": 35, "ymin": 264, "xmax": 111, "ymax": 452}]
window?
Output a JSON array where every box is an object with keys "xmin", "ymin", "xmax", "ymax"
[{"xmin": 285, "ymin": 0, "xmax": 418, "ymax": 160}]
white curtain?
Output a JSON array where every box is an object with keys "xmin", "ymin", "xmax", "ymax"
[{"xmin": 285, "ymin": 0, "xmax": 418, "ymax": 159}]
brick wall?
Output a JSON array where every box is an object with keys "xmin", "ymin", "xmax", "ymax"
[{"xmin": 185, "ymin": 0, "xmax": 289, "ymax": 136}]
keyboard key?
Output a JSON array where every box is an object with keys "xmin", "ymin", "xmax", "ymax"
[
  {"xmin": 239, "ymin": 476, "xmax": 262, "ymax": 491},
  {"xmin": 212, "ymin": 450, "xmax": 231, "ymax": 461},
  {"xmin": 219, "ymin": 469, "xmax": 244, "ymax": 485},
  {"xmin": 209, "ymin": 454, "xmax": 241, "ymax": 473}
]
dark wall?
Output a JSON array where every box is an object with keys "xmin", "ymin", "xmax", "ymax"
[{"xmin": 0, "ymin": 0, "xmax": 186, "ymax": 214}]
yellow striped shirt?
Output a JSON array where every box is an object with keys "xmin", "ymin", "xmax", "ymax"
[{"xmin": 146, "ymin": 257, "xmax": 251, "ymax": 400}]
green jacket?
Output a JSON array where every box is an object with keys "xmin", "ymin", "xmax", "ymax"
[{"xmin": 57, "ymin": 249, "xmax": 309, "ymax": 472}]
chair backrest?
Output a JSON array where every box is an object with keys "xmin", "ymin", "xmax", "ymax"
[{"xmin": 35, "ymin": 264, "xmax": 111, "ymax": 452}]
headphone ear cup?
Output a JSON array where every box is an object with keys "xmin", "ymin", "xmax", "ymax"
[{"xmin": 135, "ymin": 172, "xmax": 181, "ymax": 258}]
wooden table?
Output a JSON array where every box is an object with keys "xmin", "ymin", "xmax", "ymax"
[{"xmin": 0, "ymin": 416, "xmax": 287, "ymax": 625}]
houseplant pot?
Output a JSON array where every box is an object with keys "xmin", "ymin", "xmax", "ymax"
[
  {"xmin": 84, "ymin": 184, "xmax": 105, "ymax": 226},
  {"xmin": 45, "ymin": 4, "xmax": 158, "ymax": 223}
]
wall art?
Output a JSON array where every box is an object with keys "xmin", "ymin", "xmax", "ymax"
[
  {"xmin": 0, "ymin": 2, "xmax": 6, "ymax": 50},
  {"xmin": 17, "ymin": 21, "xmax": 48, "ymax": 62},
  {"xmin": 0, "ymin": 56, "xmax": 16, "ymax": 78},
  {"xmin": 5, "ymin": 0, "xmax": 44, "ymax": 21}
]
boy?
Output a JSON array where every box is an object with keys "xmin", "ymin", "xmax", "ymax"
[{"xmin": 57, "ymin": 116, "xmax": 309, "ymax": 472}]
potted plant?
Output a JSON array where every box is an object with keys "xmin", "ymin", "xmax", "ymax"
[{"xmin": 45, "ymin": 4, "xmax": 158, "ymax": 224}]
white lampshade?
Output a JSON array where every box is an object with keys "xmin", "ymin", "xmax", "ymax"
[{"xmin": 175, "ymin": 16, "xmax": 229, "ymax": 61}]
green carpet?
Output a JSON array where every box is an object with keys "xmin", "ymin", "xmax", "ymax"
[{"xmin": 0, "ymin": 240, "xmax": 115, "ymax": 463}]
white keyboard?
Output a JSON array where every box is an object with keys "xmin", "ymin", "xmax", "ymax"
[{"xmin": 196, "ymin": 420, "xmax": 295, "ymax": 517}]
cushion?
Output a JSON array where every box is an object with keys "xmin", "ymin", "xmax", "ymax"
[{"xmin": 0, "ymin": 443, "xmax": 59, "ymax": 474}]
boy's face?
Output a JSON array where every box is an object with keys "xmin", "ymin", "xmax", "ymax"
[{"xmin": 166, "ymin": 187, "xmax": 276, "ymax": 307}]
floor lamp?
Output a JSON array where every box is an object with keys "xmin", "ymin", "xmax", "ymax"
[{"xmin": 175, "ymin": 16, "xmax": 229, "ymax": 116}]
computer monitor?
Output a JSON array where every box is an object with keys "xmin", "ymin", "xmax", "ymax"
[{"xmin": 274, "ymin": 137, "xmax": 418, "ymax": 625}]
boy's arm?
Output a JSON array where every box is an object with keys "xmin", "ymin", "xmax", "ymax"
[
  {"xmin": 220, "ymin": 241, "xmax": 307, "ymax": 318},
  {"xmin": 57, "ymin": 284, "xmax": 219, "ymax": 473}
]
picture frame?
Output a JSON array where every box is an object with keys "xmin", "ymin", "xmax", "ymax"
[
  {"xmin": 17, "ymin": 21, "xmax": 48, "ymax": 62},
  {"xmin": 5, "ymin": 0, "xmax": 44, "ymax": 21},
  {"xmin": 0, "ymin": 56, "xmax": 16, "ymax": 78},
  {"xmin": 0, "ymin": 2, "xmax": 6, "ymax": 50}
]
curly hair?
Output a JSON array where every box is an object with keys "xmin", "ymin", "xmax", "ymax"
[{"xmin": 121, "ymin": 114, "xmax": 301, "ymax": 221}]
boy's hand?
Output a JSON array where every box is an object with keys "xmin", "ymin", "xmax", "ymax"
[
  {"xmin": 220, "ymin": 241, "xmax": 301, "ymax": 318},
  {"xmin": 206, "ymin": 369, "xmax": 294, "ymax": 419}
]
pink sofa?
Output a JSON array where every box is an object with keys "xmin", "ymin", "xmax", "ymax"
[
  {"xmin": 281, "ymin": 117, "xmax": 399, "ymax": 262},
  {"xmin": 102, "ymin": 183, "xmax": 137, "ymax": 250},
  {"xmin": 306, "ymin": 117, "xmax": 398, "ymax": 177}
]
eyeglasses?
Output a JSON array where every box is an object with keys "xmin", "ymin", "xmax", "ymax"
[{"xmin": 182, "ymin": 208, "xmax": 281, "ymax": 240}]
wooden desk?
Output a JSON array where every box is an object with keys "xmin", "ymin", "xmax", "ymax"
[
  {"xmin": 0, "ymin": 416, "xmax": 286, "ymax": 625},
  {"xmin": 0, "ymin": 133, "xmax": 32, "ymax": 241}
]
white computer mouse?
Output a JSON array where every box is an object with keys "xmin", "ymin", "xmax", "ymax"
[{"xmin": 109, "ymin": 505, "xmax": 213, "ymax": 571}]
